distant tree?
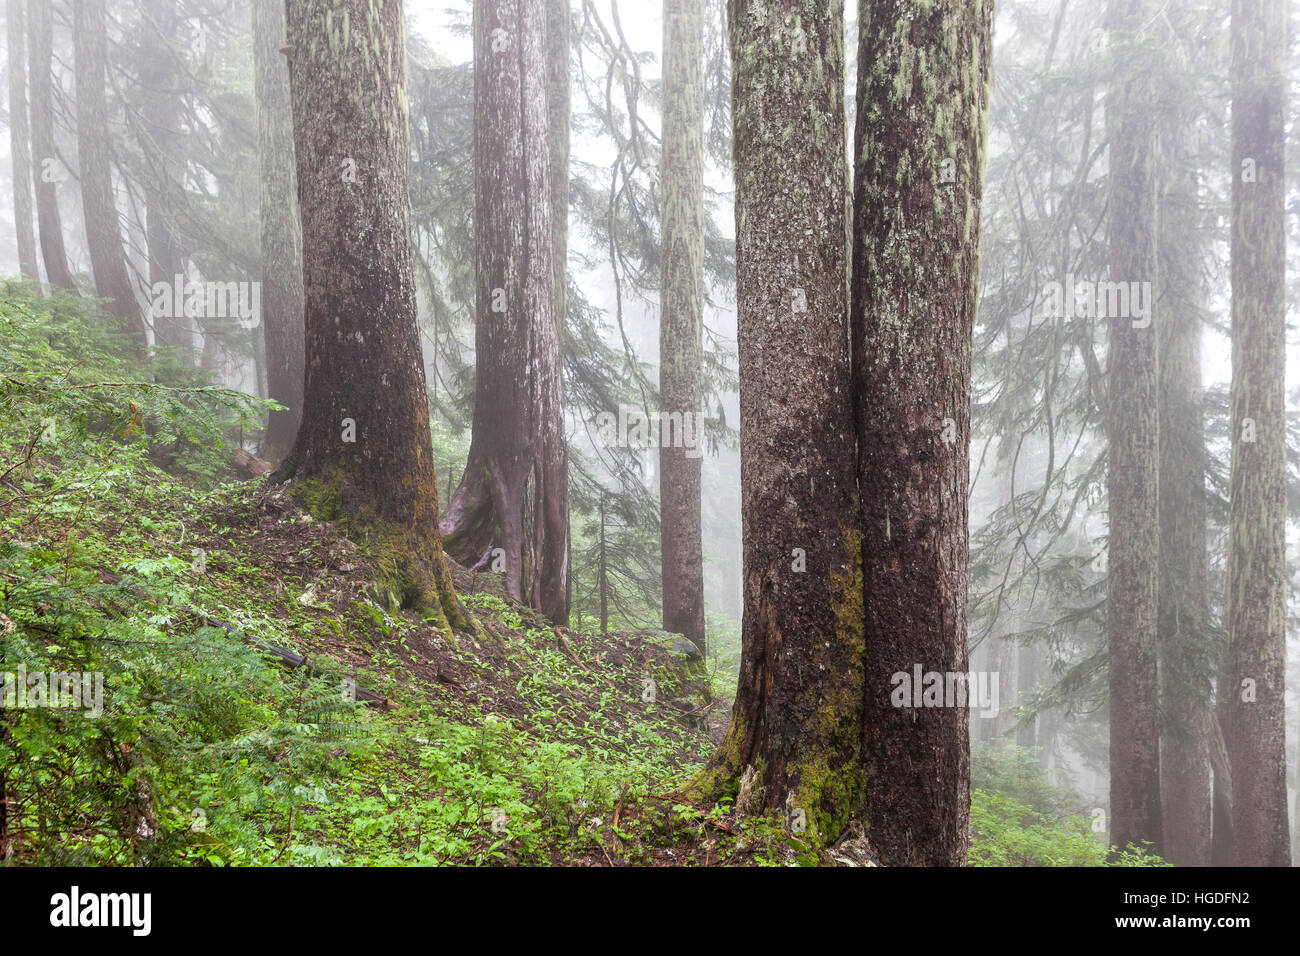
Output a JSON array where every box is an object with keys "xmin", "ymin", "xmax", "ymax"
[
  {"xmin": 26, "ymin": 0, "xmax": 74, "ymax": 291},
  {"xmin": 251, "ymin": 0, "xmax": 305, "ymax": 461},
  {"xmin": 548, "ymin": 0, "xmax": 569, "ymax": 344},
  {"xmin": 73, "ymin": 0, "xmax": 145, "ymax": 352},
  {"xmin": 7, "ymin": 0, "xmax": 39, "ymax": 282},
  {"xmin": 1155, "ymin": 8, "xmax": 1213, "ymax": 868},
  {"xmin": 137, "ymin": 0, "xmax": 189, "ymax": 352},
  {"xmin": 853, "ymin": 0, "xmax": 994, "ymax": 865},
  {"xmin": 658, "ymin": 0, "xmax": 706, "ymax": 653},
  {"xmin": 277, "ymin": 0, "xmax": 472, "ymax": 636},
  {"xmin": 549, "ymin": 0, "xmax": 570, "ymax": 611},
  {"xmin": 441, "ymin": 0, "xmax": 569, "ymax": 625},
  {"xmin": 1224, "ymin": 0, "xmax": 1290, "ymax": 868},
  {"xmin": 1103, "ymin": 0, "xmax": 1162, "ymax": 857}
]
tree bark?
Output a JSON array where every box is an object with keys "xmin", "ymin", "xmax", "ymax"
[
  {"xmin": 694, "ymin": 0, "xmax": 864, "ymax": 849},
  {"xmin": 277, "ymin": 0, "xmax": 471, "ymax": 637},
  {"xmin": 658, "ymin": 0, "xmax": 706, "ymax": 653},
  {"xmin": 252, "ymin": 0, "xmax": 305, "ymax": 462},
  {"xmin": 441, "ymin": 0, "xmax": 569, "ymax": 626},
  {"xmin": 1224, "ymin": 0, "xmax": 1290, "ymax": 868},
  {"xmin": 73, "ymin": 0, "xmax": 145, "ymax": 352},
  {"xmin": 7, "ymin": 0, "xmax": 39, "ymax": 282},
  {"xmin": 853, "ymin": 0, "xmax": 992, "ymax": 866},
  {"xmin": 26, "ymin": 0, "xmax": 74, "ymax": 291},
  {"xmin": 1104, "ymin": 0, "xmax": 1162, "ymax": 858}
]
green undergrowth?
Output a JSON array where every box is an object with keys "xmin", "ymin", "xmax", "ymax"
[
  {"xmin": 969, "ymin": 743, "xmax": 1168, "ymax": 866},
  {"xmin": 0, "ymin": 284, "xmax": 1163, "ymax": 868},
  {"xmin": 0, "ymin": 282, "xmax": 719, "ymax": 866}
]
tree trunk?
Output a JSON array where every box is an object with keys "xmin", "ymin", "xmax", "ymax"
[
  {"xmin": 73, "ymin": 0, "xmax": 145, "ymax": 352},
  {"xmin": 441, "ymin": 0, "xmax": 568, "ymax": 626},
  {"xmin": 1224, "ymin": 0, "xmax": 1290, "ymax": 868},
  {"xmin": 252, "ymin": 0, "xmax": 305, "ymax": 462},
  {"xmin": 1104, "ymin": 0, "xmax": 1162, "ymax": 858},
  {"xmin": 138, "ymin": 0, "xmax": 189, "ymax": 353},
  {"xmin": 599, "ymin": 490, "xmax": 608, "ymax": 637},
  {"xmin": 658, "ymin": 0, "xmax": 705, "ymax": 654},
  {"xmin": 694, "ymin": 0, "xmax": 863, "ymax": 849},
  {"xmin": 7, "ymin": 0, "xmax": 39, "ymax": 282},
  {"xmin": 853, "ymin": 0, "xmax": 992, "ymax": 866},
  {"xmin": 548, "ymin": 0, "xmax": 568, "ymax": 345},
  {"xmin": 26, "ymin": 0, "xmax": 74, "ymax": 291},
  {"xmin": 277, "ymin": 0, "xmax": 471, "ymax": 637},
  {"xmin": 1155, "ymin": 74, "xmax": 1212, "ymax": 868},
  {"xmin": 1016, "ymin": 644, "xmax": 1038, "ymax": 751}
]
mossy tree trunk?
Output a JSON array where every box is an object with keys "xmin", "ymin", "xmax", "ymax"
[
  {"xmin": 252, "ymin": 0, "xmax": 306, "ymax": 462},
  {"xmin": 1155, "ymin": 25, "xmax": 1212, "ymax": 867},
  {"xmin": 696, "ymin": 0, "xmax": 865, "ymax": 850},
  {"xmin": 73, "ymin": 0, "xmax": 145, "ymax": 354},
  {"xmin": 852, "ymin": 0, "xmax": 992, "ymax": 866},
  {"xmin": 27, "ymin": 0, "xmax": 73, "ymax": 292},
  {"xmin": 277, "ymin": 0, "xmax": 470, "ymax": 637},
  {"xmin": 138, "ymin": 0, "xmax": 189, "ymax": 353},
  {"xmin": 441, "ymin": 0, "xmax": 569, "ymax": 626},
  {"xmin": 1224, "ymin": 0, "xmax": 1290, "ymax": 868},
  {"xmin": 7, "ymin": 0, "xmax": 39, "ymax": 283},
  {"xmin": 1104, "ymin": 0, "xmax": 1162, "ymax": 857},
  {"xmin": 658, "ymin": 0, "xmax": 706, "ymax": 654}
]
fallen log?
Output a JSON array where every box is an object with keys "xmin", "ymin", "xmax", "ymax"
[{"xmin": 232, "ymin": 448, "xmax": 273, "ymax": 479}]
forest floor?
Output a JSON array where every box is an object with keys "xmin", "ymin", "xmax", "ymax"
[
  {"xmin": 6, "ymin": 445, "xmax": 862, "ymax": 865},
  {"xmin": 2, "ymin": 295, "xmax": 1144, "ymax": 868},
  {"xmin": 176, "ymin": 477, "xmax": 884, "ymax": 865},
  {"xmin": 1, "ymin": 292, "xmax": 892, "ymax": 867}
]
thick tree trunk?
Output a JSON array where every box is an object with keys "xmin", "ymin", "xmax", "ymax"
[
  {"xmin": 1104, "ymin": 0, "xmax": 1162, "ymax": 858},
  {"xmin": 694, "ymin": 0, "xmax": 864, "ymax": 849},
  {"xmin": 73, "ymin": 0, "xmax": 145, "ymax": 352},
  {"xmin": 138, "ymin": 0, "xmax": 189, "ymax": 352},
  {"xmin": 26, "ymin": 0, "xmax": 74, "ymax": 292},
  {"xmin": 252, "ymin": 0, "xmax": 305, "ymax": 462},
  {"xmin": 278, "ymin": 0, "xmax": 471, "ymax": 637},
  {"xmin": 1156, "ymin": 92, "xmax": 1212, "ymax": 868},
  {"xmin": 1224, "ymin": 0, "xmax": 1290, "ymax": 868},
  {"xmin": 658, "ymin": 0, "xmax": 706, "ymax": 653},
  {"xmin": 853, "ymin": 0, "xmax": 992, "ymax": 866},
  {"xmin": 7, "ymin": 0, "xmax": 39, "ymax": 282},
  {"xmin": 441, "ymin": 0, "xmax": 569, "ymax": 625}
]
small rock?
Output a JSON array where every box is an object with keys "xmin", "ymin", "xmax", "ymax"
[{"xmin": 670, "ymin": 635, "xmax": 703, "ymax": 660}]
